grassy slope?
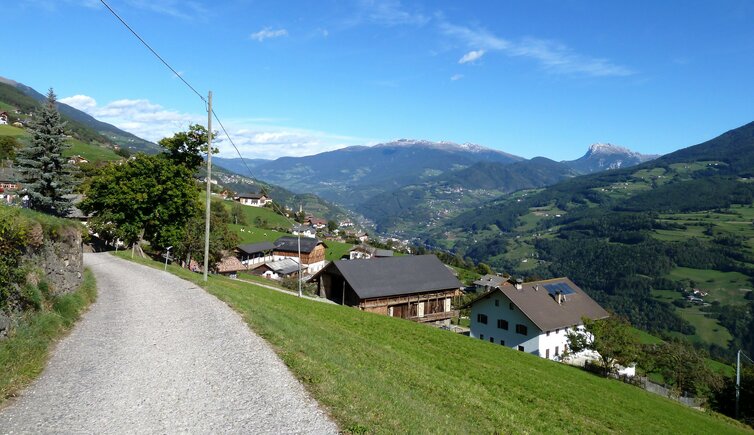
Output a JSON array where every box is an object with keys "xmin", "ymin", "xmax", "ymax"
[
  {"xmin": 0, "ymin": 124, "xmax": 120, "ymax": 162},
  {"xmin": 0, "ymin": 269, "xmax": 97, "ymax": 404},
  {"xmin": 118, "ymin": 253, "xmax": 747, "ymax": 434},
  {"xmin": 219, "ymin": 199, "xmax": 354, "ymax": 261}
]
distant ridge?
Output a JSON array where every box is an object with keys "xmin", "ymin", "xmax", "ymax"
[
  {"xmin": 0, "ymin": 75, "xmax": 160, "ymax": 154},
  {"xmin": 564, "ymin": 142, "xmax": 658, "ymax": 174}
]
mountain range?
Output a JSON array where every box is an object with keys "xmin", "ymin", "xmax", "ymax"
[{"xmin": 215, "ymin": 140, "xmax": 657, "ymax": 233}]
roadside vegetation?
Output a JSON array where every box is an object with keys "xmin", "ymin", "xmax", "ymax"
[
  {"xmin": 118, "ymin": 252, "xmax": 748, "ymax": 434},
  {"xmin": 0, "ymin": 269, "xmax": 97, "ymax": 405}
]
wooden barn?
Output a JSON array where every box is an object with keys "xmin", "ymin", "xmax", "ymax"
[{"xmin": 309, "ymin": 255, "xmax": 462, "ymax": 324}]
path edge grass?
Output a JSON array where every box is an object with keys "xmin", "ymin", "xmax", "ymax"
[
  {"xmin": 0, "ymin": 269, "xmax": 97, "ymax": 406},
  {"xmin": 113, "ymin": 252, "xmax": 750, "ymax": 434}
]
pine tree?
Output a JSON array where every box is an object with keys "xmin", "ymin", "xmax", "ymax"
[{"xmin": 16, "ymin": 88, "xmax": 78, "ymax": 216}]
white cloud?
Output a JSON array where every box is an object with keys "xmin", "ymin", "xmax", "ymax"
[
  {"xmin": 250, "ymin": 27, "xmax": 289, "ymax": 42},
  {"xmin": 60, "ymin": 95, "xmax": 201, "ymax": 142},
  {"xmin": 458, "ymin": 50, "xmax": 485, "ymax": 64},
  {"xmin": 440, "ymin": 22, "xmax": 634, "ymax": 77},
  {"xmin": 214, "ymin": 123, "xmax": 372, "ymax": 160},
  {"xmin": 60, "ymin": 94, "xmax": 371, "ymax": 159},
  {"xmin": 362, "ymin": 0, "xmax": 429, "ymax": 26},
  {"xmin": 450, "ymin": 74, "xmax": 464, "ymax": 81}
]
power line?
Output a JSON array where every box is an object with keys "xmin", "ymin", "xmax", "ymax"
[
  {"xmin": 98, "ymin": 0, "xmax": 207, "ymax": 104},
  {"xmin": 211, "ymin": 109, "xmax": 298, "ymax": 227},
  {"xmin": 99, "ymin": 0, "xmax": 308, "ymax": 289}
]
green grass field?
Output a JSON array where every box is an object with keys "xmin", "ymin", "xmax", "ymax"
[
  {"xmin": 222, "ymin": 201, "xmax": 292, "ymax": 229},
  {"xmin": 0, "ymin": 124, "xmax": 27, "ymax": 137},
  {"xmin": 118, "ymin": 252, "xmax": 748, "ymax": 434},
  {"xmin": 0, "ymin": 124, "xmax": 121, "ymax": 162},
  {"xmin": 229, "ymin": 224, "xmax": 289, "ymax": 244},
  {"xmin": 0, "ymin": 270, "xmax": 97, "ymax": 405},
  {"xmin": 675, "ymin": 306, "xmax": 734, "ymax": 347},
  {"xmin": 63, "ymin": 138, "xmax": 121, "ymax": 162},
  {"xmin": 667, "ymin": 267, "xmax": 752, "ymax": 305}
]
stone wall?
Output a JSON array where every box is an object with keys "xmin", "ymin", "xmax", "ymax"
[
  {"xmin": 25, "ymin": 229, "xmax": 84, "ymax": 296},
  {"xmin": 0, "ymin": 224, "xmax": 83, "ymax": 339}
]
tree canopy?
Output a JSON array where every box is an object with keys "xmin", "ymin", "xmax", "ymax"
[
  {"xmin": 81, "ymin": 154, "xmax": 197, "ymax": 249},
  {"xmin": 158, "ymin": 124, "xmax": 216, "ymax": 171},
  {"xmin": 567, "ymin": 315, "xmax": 640, "ymax": 376}
]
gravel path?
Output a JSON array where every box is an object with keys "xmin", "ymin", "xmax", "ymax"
[{"xmin": 0, "ymin": 253, "xmax": 337, "ymax": 434}]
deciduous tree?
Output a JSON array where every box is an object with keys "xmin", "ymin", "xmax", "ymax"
[
  {"xmin": 81, "ymin": 154, "xmax": 197, "ymax": 249},
  {"xmin": 567, "ymin": 315, "xmax": 639, "ymax": 376}
]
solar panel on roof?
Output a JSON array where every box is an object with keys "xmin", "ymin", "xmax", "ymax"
[{"xmin": 543, "ymin": 282, "xmax": 574, "ymax": 295}]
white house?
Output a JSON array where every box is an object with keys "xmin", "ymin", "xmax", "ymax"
[
  {"xmin": 292, "ymin": 224, "xmax": 316, "ymax": 238},
  {"xmin": 237, "ymin": 192, "xmax": 271, "ymax": 207},
  {"xmin": 272, "ymin": 236, "xmax": 328, "ymax": 274},
  {"xmin": 467, "ymin": 277, "xmax": 609, "ymax": 361},
  {"xmin": 0, "ymin": 112, "xmax": 8, "ymax": 125}
]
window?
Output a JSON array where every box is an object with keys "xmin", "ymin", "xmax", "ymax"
[
  {"xmin": 517, "ymin": 345, "xmax": 524, "ymax": 351},
  {"xmin": 489, "ymin": 337, "xmax": 494, "ymax": 343},
  {"xmin": 555, "ymin": 346, "xmax": 560, "ymax": 356},
  {"xmin": 480, "ymin": 334, "xmax": 484, "ymax": 340},
  {"xmin": 556, "ymin": 328, "xmax": 560, "ymax": 334},
  {"xmin": 497, "ymin": 319, "xmax": 509, "ymax": 330},
  {"xmin": 516, "ymin": 324, "xmax": 528, "ymax": 336},
  {"xmin": 546, "ymin": 331, "xmax": 550, "ymax": 337},
  {"xmin": 545, "ymin": 348, "xmax": 550, "ymax": 358},
  {"xmin": 477, "ymin": 314, "xmax": 488, "ymax": 324},
  {"xmin": 494, "ymin": 299, "xmax": 499, "ymax": 306},
  {"xmin": 509, "ymin": 302, "xmax": 515, "ymax": 310},
  {"xmin": 500, "ymin": 340, "xmax": 505, "ymax": 346}
]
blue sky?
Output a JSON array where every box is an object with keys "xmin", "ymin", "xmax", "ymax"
[{"xmin": 3, "ymin": 1, "xmax": 754, "ymax": 160}]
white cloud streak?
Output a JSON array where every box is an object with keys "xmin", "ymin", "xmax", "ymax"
[
  {"xmin": 250, "ymin": 27, "xmax": 289, "ymax": 42},
  {"xmin": 440, "ymin": 22, "xmax": 634, "ymax": 77},
  {"xmin": 450, "ymin": 74, "xmax": 464, "ymax": 81},
  {"xmin": 458, "ymin": 50, "xmax": 485, "ymax": 64},
  {"xmin": 59, "ymin": 95, "xmax": 371, "ymax": 159}
]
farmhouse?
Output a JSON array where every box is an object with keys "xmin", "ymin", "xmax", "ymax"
[
  {"xmin": 237, "ymin": 241, "xmax": 275, "ymax": 267},
  {"xmin": 250, "ymin": 258, "xmax": 301, "ymax": 280},
  {"xmin": 0, "ymin": 112, "xmax": 8, "ymax": 125},
  {"xmin": 292, "ymin": 224, "xmax": 316, "ymax": 238},
  {"xmin": 348, "ymin": 245, "xmax": 393, "ymax": 260},
  {"xmin": 236, "ymin": 192, "xmax": 271, "ymax": 207},
  {"xmin": 467, "ymin": 277, "xmax": 608, "ymax": 360},
  {"xmin": 0, "ymin": 167, "xmax": 20, "ymax": 192},
  {"xmin": 473, "ymin": 274, "xmax": 508, "ymax": 293},
  {"xmin": 309, "ymin": 255, "xmax": 462, "ymax": 324},
  {"xmin": 273, "ymin": 236, "xmax": 327, "ymax": 274}
]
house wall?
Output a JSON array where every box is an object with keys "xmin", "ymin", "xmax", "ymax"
[
  {"xmin": 469, "ymin": 292, "xmax": 540, "ymax": 355},
  {"xmin": 273, "ymin": 244, "xmax": 326, "ymax": 274},
  {"xmin": 536, "ymin": 327, "xmax": 575, "ymax": 360}
]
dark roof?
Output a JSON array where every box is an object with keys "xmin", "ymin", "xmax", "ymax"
[
  {"xmin": 238, "ymin": 241, "xmax": 276, "ymax": 255},
  {"xmin": 274, "ymin": 236, "xmax": 326, "ymax": 254},
  {"xmin": 473, "ymin": 274, "xmax": 507, "ymax": 288},
  {"xmin": 312, "ymin": 255, "xmax": 461, "ymax": 299},
  {"xmin": 238, "ymin": 192, "xmax": 266, "ymax": 199},
  {"xmin": 265, "ymin": 258, "xmax": 300, "ymax": 275},
  {"xmin": 470, "ymin": 278, "xmax": 609, "ymax": 331}
]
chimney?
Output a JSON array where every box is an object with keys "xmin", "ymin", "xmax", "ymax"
[
  {"xmin": 515, "ymin": 278, "xmax": 523, "ymax": 290},
  {"xmin": 534, "ymin": 284, "xmax": 539, "ymax": 292},
  {"xmin": 557, "ymin": 292, "xmax": 562, "ymax": 305}
]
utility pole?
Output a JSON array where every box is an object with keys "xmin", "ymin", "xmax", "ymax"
[
  {"xmin": 297, "ymin": 234, "xmax": 302, "ymax": 297},
  {"xmin": 203, "ymin": 91, "xmax": 213, "ymax": 282},
  {"xmin": 737, "ymin": 349, "xmax": 742, "ymax": 420}
]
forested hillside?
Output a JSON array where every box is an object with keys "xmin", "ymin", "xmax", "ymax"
[{"xmin": 428, "ymin": 121, "xmax": 754, "ymax": 360}]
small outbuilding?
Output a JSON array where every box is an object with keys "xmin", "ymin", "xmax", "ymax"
[{"xmin": 309, "ymin": 255, "xmax": 462, "ymax": 324}]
